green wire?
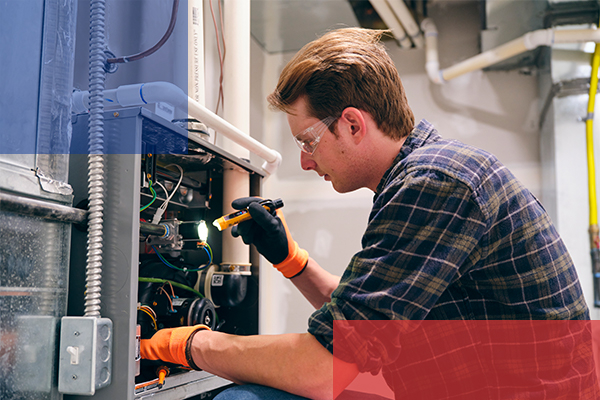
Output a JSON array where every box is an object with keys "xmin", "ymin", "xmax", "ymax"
[
  {"xmin": 138, "ymin": 277, "xmax": 204, "ymax": 298},
  {"xmin": 204, "ymin": 242, "xmax": 214, "ymax": 262},
  {"xmin": 140, "ymin": 180, "xmax": 157, "ymax": 211}
]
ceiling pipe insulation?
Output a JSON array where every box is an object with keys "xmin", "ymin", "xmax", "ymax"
[
  {"xmin": 385, "ymin": 0, "xmax": 423, "ymax": 48},
  {"xmin": 369, "ymin": 0, "xmax": 412, "ymax": 48},
  {"xmin": 421, "ymin": 18, "xmax": 600, "ymax": 84},
  {"xmin": 368, "ymin": 0, "xmax": 423, "ymax": 48}
]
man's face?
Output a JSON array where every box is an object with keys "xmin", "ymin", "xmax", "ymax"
[{"xmin": 286, "ymin": 98, "xmax": 362, "ymax": 194}]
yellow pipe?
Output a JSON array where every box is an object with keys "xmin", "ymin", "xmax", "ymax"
[
  {"xmin": 587, "ymin": 40, "xmax": 600, "ymax": 226},
  {"xmin": 587, "ymin": 21, "xmax": 600, "ymax": 307}
]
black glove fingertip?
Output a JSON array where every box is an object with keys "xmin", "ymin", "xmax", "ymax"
[{"xmin": 231, "ymin": 197, "xmax": 262, "ymax": 210}]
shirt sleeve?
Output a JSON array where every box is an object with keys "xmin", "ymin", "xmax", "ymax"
[{"xmin": 308, "ymin": 166, "xmax": 488, "ymax": 372}]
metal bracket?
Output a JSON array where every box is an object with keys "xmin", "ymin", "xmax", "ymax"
[{"xmin": 33, "ymin": 167, "xmax": 73, "ymax": 195}]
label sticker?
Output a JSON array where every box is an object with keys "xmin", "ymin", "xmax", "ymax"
[{"xmin": 211, "ymin": 274, "xmax": 224, "ymax": 287}]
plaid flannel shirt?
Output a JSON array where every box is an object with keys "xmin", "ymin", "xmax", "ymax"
[{"xmin": 308, "ymin": 120, "xmax": 591, "ymax": 394}]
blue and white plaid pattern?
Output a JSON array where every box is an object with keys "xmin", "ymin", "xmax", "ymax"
[{"xmin": 309, "ymin": 119, "xmax": 589, "ymax": 361}]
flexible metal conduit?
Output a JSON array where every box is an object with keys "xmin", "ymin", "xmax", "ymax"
[
  {"xmin": 421, "ymin": 18, "xmax": 600, "ymax": 84},
  {"xmin": 85, "ymin": 0, "xmax": 108, "ymax": 318},
  {"xmin": 72, "ymin": 82, "xmax": 282, "ymax": 175}
]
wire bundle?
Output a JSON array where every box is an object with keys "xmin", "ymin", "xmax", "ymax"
[
  {"xmin": 151, "ymin": 245, "xmax": 212, "ymax": 272},
  {"xmin": 152, "ymin": 164, "xmax": 184, "ymax": 224}
]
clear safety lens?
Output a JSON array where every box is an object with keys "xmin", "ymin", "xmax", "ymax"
[{"xmin": 293, "ymin": 116, "xmax": 337, "ymax": 155}]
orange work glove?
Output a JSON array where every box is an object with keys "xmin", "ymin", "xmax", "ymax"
[
  {"xmin": 140, "ymin": 324, "xmax": 210, "ymax": 370},
  {"xmin": 231, "ymin": 197, "xmax": 309, "ymax": 278}
]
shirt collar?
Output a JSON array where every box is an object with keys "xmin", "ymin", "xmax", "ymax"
[{"xmin": 374, "ymin": 119, "xmax": 440, "ymax": 196}]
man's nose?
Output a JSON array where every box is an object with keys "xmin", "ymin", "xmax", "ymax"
[{"xmin": 300, "ymin": 151, "xmax": 315, "ymax": 171}]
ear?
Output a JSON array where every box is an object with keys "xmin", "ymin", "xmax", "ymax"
[{"xmin": 339, "ymin": 107, "xmax": 367, "ymax": 144}]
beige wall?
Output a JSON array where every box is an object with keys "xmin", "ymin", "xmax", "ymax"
[{"xmin": 249, "ymin": 4, "xmax": 551, "ymax": 334}]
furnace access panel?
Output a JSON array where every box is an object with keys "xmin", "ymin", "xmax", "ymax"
[{"xmin": 67, "ymin": 107, "xmax": 262, "ymax": 400}]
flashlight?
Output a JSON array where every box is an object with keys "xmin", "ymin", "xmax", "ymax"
[{"xmin": 212, "ymin": 198, "xmax": 284, "ymax": 231}]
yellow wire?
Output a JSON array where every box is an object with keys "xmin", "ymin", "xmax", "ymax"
[
  {"xmin": 138, "ymin": 307, "xmax": 158, "ymax": 330},
  {"xmin": 587, "ymin": 33, "xmax": 600, "ymax": 225}
]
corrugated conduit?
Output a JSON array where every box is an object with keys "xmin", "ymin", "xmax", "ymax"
[{"xmin": 85, "ymin": 0, "xmax": 108, "ymax": 318}]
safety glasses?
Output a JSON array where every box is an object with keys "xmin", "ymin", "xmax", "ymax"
[{"xmin": 292, "ymin": 116, "xmax": 337, "ymax": 155}]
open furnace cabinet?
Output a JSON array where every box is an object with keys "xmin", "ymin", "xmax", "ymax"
[{"xmin": 67, "ymin": 107, "xmax": 262, "ymax": 400}]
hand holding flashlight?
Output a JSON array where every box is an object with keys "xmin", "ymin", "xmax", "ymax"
[
  {"xmin": 223, "ymin": 197, "xmax": 308, "ymax": 278},
  {"xmin": 212, "ymin": 198, "xmax": 284, "ymax": 231}
]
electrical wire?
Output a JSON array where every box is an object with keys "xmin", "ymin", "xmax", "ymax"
[
  {"xmin": 158, "ymin": 286, "xmax": 175, "ymax": 311},
  {"xmin": 107, "ymin": 0, "xmax": 179, "ymax": 64},
  {"xmin": 138, "ymin": 277, "xmax": 204, "ymax": 299},
  {"xmin": 200, "ymin": 242, "xmax": 213, "ymax": 264},
  {"xmin": 151, "ymin": 245, "xmax": 210, "ymax": 272},
  {"xmin": 160, "ymin": 164, "xmax": 183, "ymax": 207},
  {"xmin": 165, "ymin": 281, "xmax": 176, "ymax": 298},
  {"xmin": 140, "ymin": 180, "xmax": 157, "ymax": 211},
  {"xmin": 152, "ymin": 164, "xmax": 183, "ymax": 224},
  {"xmin": 138, "ymin": 276, "xmax": 220, "ymax": 327},
  {"xmin": 137, "ymin": 306, "xmax": 158, "ymax": 330},
  {"xmin": 153, "ymin": 180, "xmax": 169, "ymax": 200},
  {"xmin": 139, "ymin": 304, "xmax": 157, "ymax": 320}
]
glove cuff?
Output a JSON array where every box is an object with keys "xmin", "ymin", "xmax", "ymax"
[
  {"xmin": 274, "ymin": 240, "xmax": 309, "ymax": 278},
  {"xmin": 170, "ymin": 324, "xmax": 211, "ymax": 368}
]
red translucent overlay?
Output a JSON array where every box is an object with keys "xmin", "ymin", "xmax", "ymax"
[{"xmin": 333, "ymin": 320, "xmax": 600, "ymax": 400}]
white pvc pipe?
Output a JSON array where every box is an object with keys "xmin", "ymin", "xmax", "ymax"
[
  {"xmin": 222, "ymin": 0, "xmax": 251, "ymax": 159},
  {"xmin": 369, "ymin": 0, "xmax": 411, "ymax": 48},
  {"xmin": 187, "ymin": 0, "xmax": 204, "ymax": 104},
  {"xmin": 420, "ymin": 18, "xmax": 600, "ymax": 84},
  {"xmin": 221, "ymin": 0, "xmax": 251, "ymax": 267},
  {"xmin": 386, "ymin": 0, "xmax": 423, "ymax": 48},
  {"xmin": 554, "ymin": 28, "xmax": 600, "ymax": 44},
  {"xmin": 441, "ymin": 35, "xmax": 529, "ymax": 81},
  {"xmin": 71, "ymin": 82, "xmax": 282, "ymax": 175},
  {"xmin": 420, "ymin": 18, "xmax": 442, "ymax": 84}
]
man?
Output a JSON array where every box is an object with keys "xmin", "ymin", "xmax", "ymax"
[{"xmin": 141, "ymin": 28, "xmax": 595, "ymax": 399}]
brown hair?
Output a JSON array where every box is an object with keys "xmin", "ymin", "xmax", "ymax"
[{"xmin": 267, "ymin": 27, "xmax": 414, "ymax": 140}]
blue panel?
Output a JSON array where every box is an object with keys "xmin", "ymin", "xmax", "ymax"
[
  {"xmin": 0, "ymin": 0, "xmax": 45, "ymax": 154},
  {"xmin": 71, "ymin": 107, "xmax": 188, "ymax": 155}
]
